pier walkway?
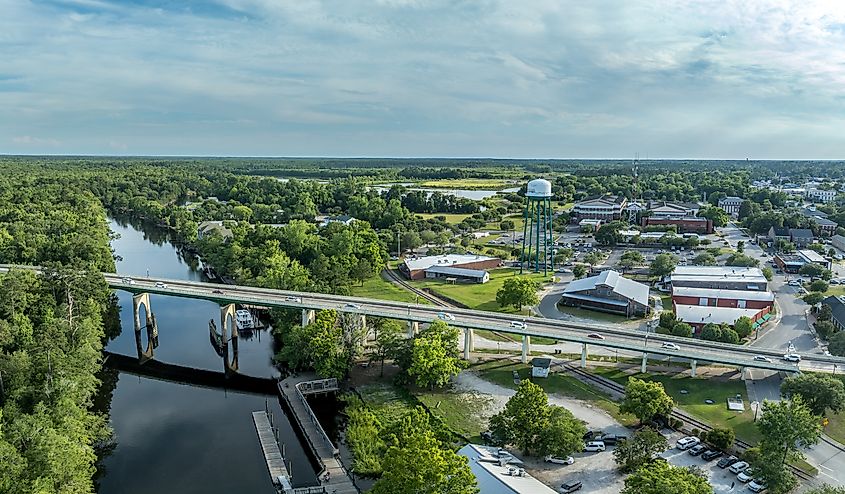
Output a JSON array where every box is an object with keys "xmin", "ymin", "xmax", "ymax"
[{"xmin": 278, "ymin": 374, "xmax": 358, "ymax": 494}]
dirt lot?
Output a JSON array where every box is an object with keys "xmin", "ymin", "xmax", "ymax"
[
  {"xmin": 661, "ymin": 431, "xmax": 753, "ymax": 494},
  {"xmin": 527, "ymin": 447, "xmax": 625, "ymax": 494}
]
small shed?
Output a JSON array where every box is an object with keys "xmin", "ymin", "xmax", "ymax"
[{"xmin": 531, "ymin": 358, "xmax": 551, "ymax": 378}]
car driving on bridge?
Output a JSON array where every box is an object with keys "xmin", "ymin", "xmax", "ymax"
[
  {"xmin": 510, "ymin": 321, "xmax": 527, "ymax": 329},
  {"xmin": 121, "ymin": 277, "xmax": 136, "ymax": 285},
  {"xmin": 438, "ymin": 312, "xmax": 456, "ymax": 321},
  {"xmin": 154, "ymin": 281, "xmax": 168, "ymax": 289},
  {"xmin": 661, "ymin": 342, "xmax": 681, "ymax": 351}
]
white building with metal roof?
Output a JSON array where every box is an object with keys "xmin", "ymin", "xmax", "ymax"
[
  {"xmin": 399, "ymin": 253, "xmax": 501, "ymax": 280},
  {"xmin": 561, "ymin": 270, "xmax": 650, "ymax": 317},
  {"xmin": 458, "ymin": 444, "xmax": 558, "ymax": 494}
]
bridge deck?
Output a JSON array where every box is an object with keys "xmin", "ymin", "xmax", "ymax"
[
  {"xmin": 278, "ymin": 374, "xmax": 358, "ymax": 494},
  {"xmin": 252, "ymin": 411, "xmax": 291, "ymax": 487}
]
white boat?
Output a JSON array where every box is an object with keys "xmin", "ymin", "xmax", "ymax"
[{"xmin": 235, "ymin": 309, "xmax": 255, "ymax": 330}]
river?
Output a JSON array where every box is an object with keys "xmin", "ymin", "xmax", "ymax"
[{"xmin": 97, "ymin": 217, "xmax": 318, "ymax": 493}]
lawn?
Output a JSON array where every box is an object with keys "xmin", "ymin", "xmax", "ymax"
[
  {"xmin": 824, "ymin": 286, "xmax": 845, "ymax": 297},
  {"xmin": 590, "ymin": 368, "xmax": 760, "ymax": 443},
  {"xmin": 356, "ymin": 381, "xmax": 489, "ymax": 442},
  {"xmin": 414, "ymin": 388, "xmax": 491, "ymax": 442},
  {"xmin": 473, "ymin": 360, "xmax": 638, "ymax": 427},
  {"xmin": 487, "ymin": 214, "xmax": 526, "ymax": 232},
  {"xmin": 416, "ymin": 268, "xmax": 551, "ymax": 313},
  {"xmin": 417, "ymin": 179, "xmax": 515, "ymax": 190},
  {"xmin": 415, "ymin": 213, "xmax": 473, "ymax": 224},
  {"xmin": 350, "ymin": 273, "xmax": 427, "ymax": 304}
]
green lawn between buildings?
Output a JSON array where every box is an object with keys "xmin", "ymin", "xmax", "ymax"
[
  {"xmin": 349, "ymin": 273, "xmax": 426, "ymax": 304},
  {"xmin": 590, "ymin": 367, "xmax": 761, "ymax": 443},
  {"xmin": 472, "ymin": 360, "xmax": 638, "ymax": 427}
]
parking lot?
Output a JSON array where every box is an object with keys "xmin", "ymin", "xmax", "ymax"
[
  {"xmin": 526, "ymin": 445, "xmax": 625, "ymax": 494},
  {"xmin": 662, "ymin": 431, "xmax": 758, "ymax": 493}
]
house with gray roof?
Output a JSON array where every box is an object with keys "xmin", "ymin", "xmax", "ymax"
[
  {"xmin": 823, "ymin": 296, "xmax": 845, "ymax": 333},
  {"xmin": 560, "ymin": 270, "xmax": 650, "ymax": 317},
  {"xmin": 789, "ymin": 228, "xmax": 815, "ymax": 248}
]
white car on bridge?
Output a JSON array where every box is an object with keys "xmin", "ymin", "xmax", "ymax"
[
  {"xmin": 438, "ymin": 312, "xmax": 456, "ymax": 322},
  {"xmin": 510, "ymin": 321, "xmax": 527, "ymax": 329},
  {"xmin": 661, "ymin": 342, "xmax": 681, "ymax": 351},
  {"xmin": 154, "ymin": 281, "xmax": 168, "ymax": 289}
]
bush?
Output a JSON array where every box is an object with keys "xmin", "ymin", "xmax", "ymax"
[
  {"xmin": 804, "ymin": 292, "xmax": 825, "ymax": 306},
  {"xmin": 810, "ymin": 280, "xmax": 830, "ymax": 293},
  {"xmin": 691, "ymin": 428, "xmax": 701, "ymax": 437},
  {"xmin": 815, "ymin": 321, "xmax": 837, "ymax": 341}
]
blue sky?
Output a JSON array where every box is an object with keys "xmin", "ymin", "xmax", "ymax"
[{"xmin": 2, "ymin": 0, "xmax": 845, "ymax": 158}]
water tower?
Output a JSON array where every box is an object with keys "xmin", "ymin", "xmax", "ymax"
[{"xmin": 520, "ymin": 178, "xmax": 554, "ymax": 275}]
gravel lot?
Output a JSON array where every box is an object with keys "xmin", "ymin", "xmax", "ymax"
[{"xmin": 661, "ymin": 431, "xmax": 754, "ymax": 494}]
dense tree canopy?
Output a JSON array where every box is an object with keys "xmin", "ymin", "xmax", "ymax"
[{"xmin": 620, "ymin": 378, "xmax": 674, "ymax": 424}]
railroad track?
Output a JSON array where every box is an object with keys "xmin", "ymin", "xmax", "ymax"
[
  {"xmin": 560, "ymin": 363, "xmax": 814, "ymax": 482},
  {"xmin": 382, "ymin": 268, "xmax": 452, "ymax": 307}
]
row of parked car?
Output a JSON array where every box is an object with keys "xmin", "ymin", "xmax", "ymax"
[{"xmin": 676, "ymin": 436, "xmax": 767, "ymax": 492}]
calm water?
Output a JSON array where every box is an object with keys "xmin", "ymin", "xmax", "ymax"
[
  {"xmin": 371, "ymin": 184, "xmax": 520, "ymax": 200},
  {"xmin": 97, "ymin": 217, "xmax": 317, "ymax": 493}
]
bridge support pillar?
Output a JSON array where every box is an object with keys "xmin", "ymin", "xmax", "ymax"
[
  {"xmin": 581, "ymin": 343, "xmax": 588, "ymax": 368},
  {"xmin": 641, "ymin": 353, "xmax": 648, "ymax": 373},
  {"xmin": 132, "ymin": 292, "xmax": 152, "ymax": 334},
  {"xmin": 221, "ymin": 303, "xmax": 239, "ymax": 373},
  {"xmin": 463, "ymin": 329, "xmax": 474, "ymax": 360},
  {"xmin": 521, "ymin": 335, "xmax": 530, "ymax": 364},
  {"xmin": 359, "ymin": 315, "xmax": 368, "ymax": 345},
  {"xmin": 302, "ymin": 309, "xmax": 316, "ymax": 327},
  {"xmin": 690, "ymin": 359, "xmax": 697, "ymax": 378},
  {"xmin": 407, "ymin": 320, "xmax": 419, "ymax": 338}
]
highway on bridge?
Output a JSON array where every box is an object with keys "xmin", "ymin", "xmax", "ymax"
[{"xmin": 3, "ymin": 265, "xmax": 841, "ymax": 374}]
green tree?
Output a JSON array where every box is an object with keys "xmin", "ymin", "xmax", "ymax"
[
  {"xmin": 800, "ymin": 263, "xmax": 832, "ymax": 280},
  {"xmin": 572, "ymin": 264, "xmax": 588, "ymax": 279},
  {"xmin": 371, "ymin": 320, "xmax": 405, "ymax": 376},
  {"xmin": 810, "ymin": 280, "xmax": 830, "ymax": 293},
  {"xmin": 619, "ymin": 378, "xmax": 674, "ymax": 424},
  {"xmin": 555, "ymin": 248, "xmax": 574, "ymax": 266},
  {"xmin": 692, "ymin": 252, "xmax": 716, "ymax": 266},
  {"xmin": 781, "ymin": 374, "xmax": 845, "ymax": 416},
  {"xmin": 803, "ymin": 292, "xmax": 825, "ymax": 305},
  {"xmin": 671, "ymin": 322, "xmax": 693, "ymax": 338},
  {"xmin": 831, "ymin": 331, "xmax": 845, "ymax": 357},
  {"xmin": 613, "ymin": 427, "xmax": 668, "ymax": 472},
  {"xmin": 372, "ymin": 415, "xmax": 478, "ymax": 494},
  {"xmin": 733, "ymin": 316, "xmax": 754, "ymax": 339},
  {"xmin": 621, "ymin": 461, "xmax": 713, "ymax": 494},
  {"xmin": 406, "ymin": 321, "xmax": 464, "ymax": 388},
  {"xmin": 620, "ymin": 251, "xmax": 645, "ymax": 271},
  {"xmin": 704, "ymin": 428, "xmax": 735, "ymax": 451},
  {"xmin": 401, "ymin": 231, "xmax": 422, "ymax": 252},
  {"xmin": 650, "ymin": 253, "xmax": 677, "ymax": 278},
  {"xmin": 232, "ymin": 204, "xmax": 253, "ymax": 221},
  {"xmin": 762, "ymin": 267, "xmax": 774, "ymax": 281},
  {"xmin": 538, "ymin": 406, "xmax": 587, "ymax": 458},
  {"xmin": 804, "ymin": 486, "xmax": 845, "ymax": 494},
  {"xmin": 756, "ymin": 396, "xmax": 822, "ymax": 493},
  {"xmin": 815, "ymin": 320, "xmax": 837, "ymax": 340},
  {"xmin": 496, "ymin": 277, "xmax": 540, "ymax": 311},
  {"xmin": 700, "ymin": 323, "xmax": 739, "ymax": 344},
  {"xmin": 583, "ymin": 251, "xmax": 605, "ymax": 266},
  {"xmin": 595, "ymin": 221, "xmax": 624, "ymax": 246},
  {"xmin": 699, "ymin": 206, "xmax": 730, "ymax": 228},
  {"xmin": 658, "ymin": 311, "xmax": 677, "ymax": 331},
  {"xmin": 726, "ymin": 253, "xmax": 759, "ymax": 267},
  {"xmin": 500, "ymin": 219, "xmax": 515, "ymax": 230},
  {"xmin": 489, "ymin": 381, "xmax": 550, "ymax": 456}
]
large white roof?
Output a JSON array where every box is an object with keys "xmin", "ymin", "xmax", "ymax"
[
  {"xmin": 402, "ymin": 254, "xmax": 499, "ymax": 272},
  {"xmin": 458, "ymin": 444, "xmax": 558, "ymax": 494},
  {"xmin": 672, "ymin": 286, "xmax": 774, "ymax": 302},
  {"xmin": 675, "ymin": 304, "xmax": 762, "ymax": 325},
  {"xmin": 799, "ymin": 249, "xmax": 827, "ymax": 264},
  {"xmin": 672, "ymin": 266, "xmax": 764, "ymax": 278},
  {"xmin": 563, "ymin": 270, "xmax": 650, "ymax": 306}
]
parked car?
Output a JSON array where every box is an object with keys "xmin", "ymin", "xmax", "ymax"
[
  {"xmin": 584, "ymin": 441, "xmax": 606, "ymax": 452},
  {"xmin": 782, "ymin": 354, "xmax": 801, "ymax": 363},
  {"xmin": 438, "ymin": 312, "xmax": 456, "ymax": 321},
  {"xmin": 729, "ymin": 461, "xmax": 749, "ymax": 474},
  {"xmin": 560, "ymin": 480, "xmax": 583, "ymax": 493},
  {"xmin": 701, "ymin": 449, "xmax": 722, "ymax": 461},
  {"xmin": 544, "ymin": 455, "xmax": 575, "ymax": 465},
  {"xmin": 717, "ymin": 455, "xmax": 739, "ymax": 468},
  {"xmin": 788, "ymin": 280, "xmax": 802, "ymax": 287},
  {"xmin": 676, "ymin": 436, "xmax": 700, "ymax": 450},
  {"xmin": 661, "ymin": 342, "xmax": 681, "ymax": 351},
  {"xmin": 583, "ymin": 430, "xmax": 602, "ymax": 441},
  {"xmin": 753, "ymin": 355, "xmax": 772, "ymax": 363},
  {"xmin": 688, "ymin": 444, "xmax": 707, "ymax": 456},
  {"xmin": 510, "ymin": 321, "xmax": 527, "ymax": 329},
  {"xmin": 154, "ymin": 281, "xmax": 168, "ymax": 289},
  {"xmin": 599, "ymin": 434, "xmax": 627, "ymax": 445},
  {"xmin": 587, "ymin": 333, "xmax": 605, "ymax": 340},
  {"xmin": 748, "ymin": 479, "xmax": 767, "ymax": 492},
  {"xmin": 737, "ymin": 468, "xmax": 756, "ymax": 483}
]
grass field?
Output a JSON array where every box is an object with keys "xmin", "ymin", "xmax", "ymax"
[
  {"xmin": 414, "ymin": 388, "xmax": 491, "ymax": 442},
  {"xmin": 417, "ymin": 179, "xmax": 516, "ymax": 190},
  {"xmin": 590, "ymin": 368, "xmax": 760, "ymax": 443},
  {"xmin": 350, "ymin": 274, "xmax": 427, "ymax": 304},
  {"xmin": 417, "ymin": 267, "xmax": 550, "ymax": 312},
  {"xmin": 473, "ymin": 360, "xmax": 638, "ymax": 427},
  {"xmin": 415, "ymin": 213, "xmax": 473, "ymax": 224}
]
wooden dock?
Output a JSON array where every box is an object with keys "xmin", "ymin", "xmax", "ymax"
[
  {"xmin": 279, "ymin": 374, "xmax": 358, "ymax": 494},
  {"xmin": 252, "ymin": 411, "xmax": 293, "ymax": 492}
]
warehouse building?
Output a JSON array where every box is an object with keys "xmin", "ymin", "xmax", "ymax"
[
  {"xmin": 560, "ymin": 270, "xmax": 650, "ymax": 317},
  {"xmin": 458, "ymin": 444, "xmax": 558, "ymax": 494},
  {"xmin": 668, "ymin": 266, "xmax": 768, "ymax": 291},
  {"xmin": 400, "ymin": 254, "xmax": 501, "ymax": 280}
]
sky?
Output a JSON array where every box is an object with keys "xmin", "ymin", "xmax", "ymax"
[{"xmin": 2, "ymin": 0, "xmax": 845, "ymax": 159}]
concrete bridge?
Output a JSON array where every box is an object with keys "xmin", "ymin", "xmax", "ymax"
[{"xmin": 1, "ymin": 265, "xmax": 839, "ymax": 374}]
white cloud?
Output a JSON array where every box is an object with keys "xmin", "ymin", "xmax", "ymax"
[{"xmin": 0, "ymin": 0, "xmax": 844, "ymax": 157}]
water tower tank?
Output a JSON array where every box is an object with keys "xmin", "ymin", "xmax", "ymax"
[{"xmin": 526, "ymin": 178, "xmax": 552, "ymax": 198}]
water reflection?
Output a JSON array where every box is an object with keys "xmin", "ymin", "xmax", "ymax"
[{"xmin": 96, "ymin": 217, "xmax": 317, "ymax": 493}]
